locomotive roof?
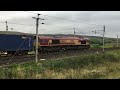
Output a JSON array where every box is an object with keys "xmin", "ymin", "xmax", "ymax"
[
  {"xmin": 0, "ymin": 31, "xmax": 33, "ymax": 36},
  {"xmin": 38, "ymin": 36, "xmax": 89, "ymax": 40},
  {"xmin": 38, "ymin": 36, "xmax": 79, "ymax": 39}
]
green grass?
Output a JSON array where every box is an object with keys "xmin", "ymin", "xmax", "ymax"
[
  {"xmin": 0, "ymin": 50, "xmax": 120, "ymax": 79},
  {"xmin": 91, "ymin": 43, "xmax": 120, "ymax": 49}
]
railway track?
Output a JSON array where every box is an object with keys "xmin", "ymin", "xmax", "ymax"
[{"xmin": 0, "ymin": 47, "xmax": 120, "ymax": 67}]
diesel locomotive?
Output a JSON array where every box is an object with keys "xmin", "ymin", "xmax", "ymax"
[{"xmin": 34, "ymin": 36, "xmax": 90, "ymax": 53}]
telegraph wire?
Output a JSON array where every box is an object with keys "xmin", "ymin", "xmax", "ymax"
[{"xmin": 23, "ymin": 11, "xmax": 103, "ymax": 27}]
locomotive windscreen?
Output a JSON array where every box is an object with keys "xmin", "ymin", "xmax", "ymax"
[{"xmin": 81, "ymin": 41, "xmax": 86, "ymax": 44}]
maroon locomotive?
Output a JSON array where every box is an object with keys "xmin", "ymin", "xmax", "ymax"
[{"xmin": 34, "ymin": 36, "xmax": 90, "ymax": 53}]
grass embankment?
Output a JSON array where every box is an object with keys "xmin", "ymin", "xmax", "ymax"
[
  {"xmin": 91, "ymin": 43, "xmax": 120, "ymax": 49},
  {"xmin": 0, "ymin": 50, "xmax": 120, "ymax": 79}
]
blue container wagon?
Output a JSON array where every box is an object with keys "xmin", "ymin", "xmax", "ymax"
[{"xmin": 0, "ymin": 32, "xmax": 34, "ymax": 55}]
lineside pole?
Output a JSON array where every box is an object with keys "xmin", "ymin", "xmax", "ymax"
[
  {"xmin": 32, "ymin": 14, "xmax": 44, "ymax": 63},
  {"xmin": 5, "ymin": 21, "xmax": 8, "ymax": 31},
  {"xmin": 32, "ymin": 14, "xmax": 40, "ymax": 63},
  {"xmin": 117, "ymin": 35, "xmax": 118, "ymax": 47},
  {"xmin": 73, "ymin": 28, "xmax": 75, "ymax": 36},
  {"xmin": 103, "ymin": 25, "xmax": 105, "ymax": 52}
]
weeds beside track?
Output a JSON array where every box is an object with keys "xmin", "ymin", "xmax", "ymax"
[{"xmin": 0, "ymin": 47, "xmax": 120, "ymax": 66}]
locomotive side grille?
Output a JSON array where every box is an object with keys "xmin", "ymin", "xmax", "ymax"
[{"xmin": 52, "ymin": 40, "xmax": 60, "ymax": 44}]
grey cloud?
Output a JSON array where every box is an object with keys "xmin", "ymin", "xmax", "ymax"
[{"xmin": 0, "ymin": 11, "xmax": 120, "ymax": 38}]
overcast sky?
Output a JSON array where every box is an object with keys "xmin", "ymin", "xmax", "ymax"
[{"xmin": 0, "ymin": 11, "xmax": 120, "ymax": 38}]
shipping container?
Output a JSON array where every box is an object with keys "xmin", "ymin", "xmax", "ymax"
[{"xmin": 0, "ymin": 34, "xmax": 34, "ymax": 54}]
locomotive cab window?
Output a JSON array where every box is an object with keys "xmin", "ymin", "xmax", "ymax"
[{"xmin": 81, "ymin": 41, "xmax": 86, "ymax": 44}]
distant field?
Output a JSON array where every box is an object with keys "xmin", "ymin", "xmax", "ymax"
[
  {"xmin": 0, "ymin": 50, "xmax": 120, "ymax": 79},
  {"xmin": 91, "ymin": 43, "xmax": 120, "ymax": 49}
]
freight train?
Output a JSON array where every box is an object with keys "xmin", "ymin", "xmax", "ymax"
[{"xmin": 0, "ymin": 31, "xmax": 90, "ymax": 55}]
